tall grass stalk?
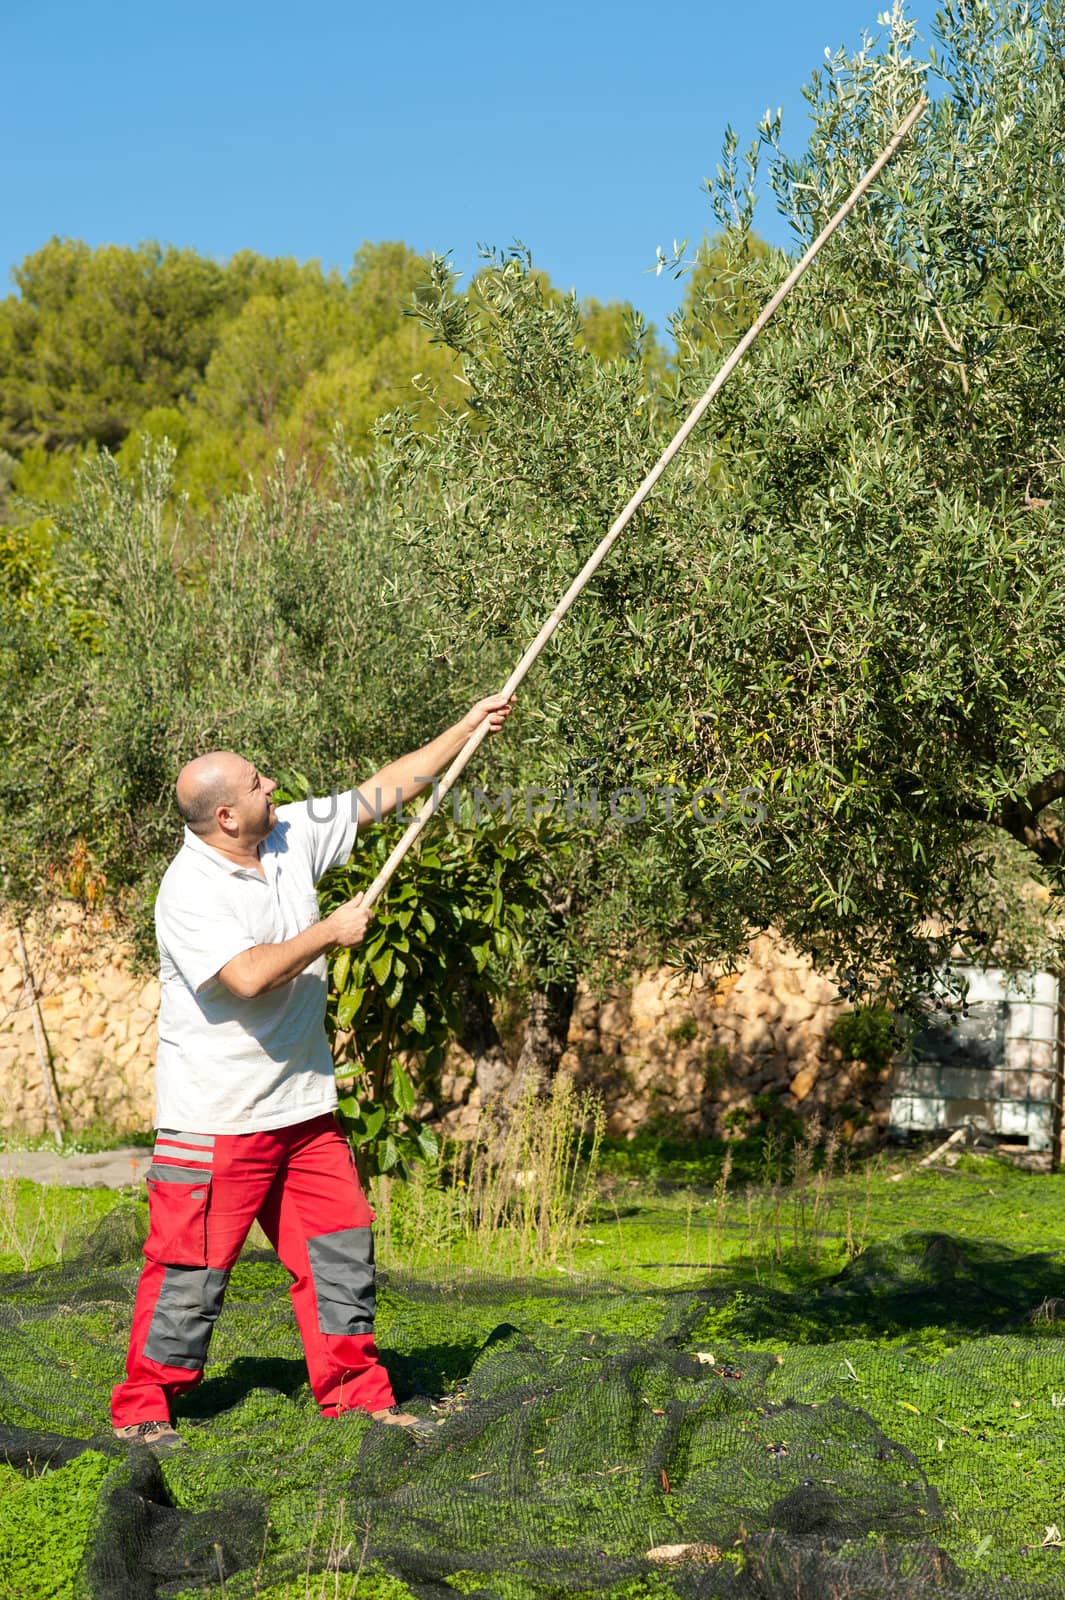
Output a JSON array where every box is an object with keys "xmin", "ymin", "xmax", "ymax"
[
  {"xmin": 241, "ymin": 1501, "xmax": 371, "ymax": 1600},
  {"xmin": 371, "ymin": 1163, "xmax": 457, "ymax": 1275},
  {"xmin": 451, "ymin": 1075, "xmax": 605, "ymax": 1267},
  {"xmin": 728, "ymin": 1122, "xmax": 854, "ymax": 1282},
  {"xmin": 708, "ymin": 1148, "xmax": 733, "ymax": 1271},
  {"xmin": 0, "ymin": 1173, "xmax": 69, "ymax": 1269},
  {"xmin": 790, "ymin": 1116, "xmax": 839, "ymax": 1267},
  {"xmin": 844, "ymin": 1150, "xmax": 876, "ymax": 1261}
]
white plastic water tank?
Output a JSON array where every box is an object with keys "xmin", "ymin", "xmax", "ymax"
[{"xmin": 890, "ymin": 967, "xmax": 1060, "ymax": 1154}]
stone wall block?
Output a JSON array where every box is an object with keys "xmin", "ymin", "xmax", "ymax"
[
  {"xmin": 597, "ymin": 1000, "xmax": 629, "ymax": 1038},
  {"xmin": 775, "ymin": 966, "xmax": 813, "ymax": 998},
  {"xmin": 807, "ymin": 974, "xmax": 842, "ymax": 1006},
  {"xmin": 137, "ymin": 979, "xmax": 161, "ymax": 1012},
  {"xmin": 0, "ymin": 965, "xmax": 23, "ymax": 1000},
  {"xmin": 744, "ymin": 933, "xmax": 776, "ymax": 967},
  {"xmin": 97, "ymin": 971, "xmax": 135, "ymax": 1005},
  {"xmin": 789, "ymin": 1066, "xmax": 819, "ymax": 1102},
  {"xmin": 61, "ymin": 1046, "xmax": 102, "ymax": 1084},
  {"xmin": 709, "ymin": 973, "xmax": 742, "ymax": 1007},
  {"xmin": 734, "ymin": 1016, "xmax": 773, "ymax": 1056},
  {"xmin": 727, "ymin": 966, "xmax": 768, "ymax": 1000},
  {"xmin": 53, "ymin": 1029, "xmax": 85, "ymax": 1064},
  {"xmin": 6, "ymin": 1008, "xmax": 33, "ymax": 1037},
  {"xmin": 115, "ymin": 1038, "xmax": 140, "ymax": 1069},
  {"xmin": 61, "ymin": 988, "xmax": 84, "ymax": 1019},
  {"xmin": 632, "ymin": 974, "xmax": 668, "ymax": 1020},
  {"xmin": 38, "ymin": 995, "xmax": 64, "ymax": 1025},
  {"xmin": 128, "ymin": 1067, "xmax": 155, "ymax": 1105},
  {"xmin": 777, "ymin": 997, "xmax": 816, "ymax": 1029}
]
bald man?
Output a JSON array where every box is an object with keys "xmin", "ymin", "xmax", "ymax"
[{"xmin": 111, "ymin": 695, "xmax": 514, "ymax": 1452}]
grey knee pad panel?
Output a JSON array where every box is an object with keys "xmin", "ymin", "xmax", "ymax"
[
  {"xmin": 306, "ymin": 1227, "xmax": 376, "ymax": 1335},
  {"xmin": 144, "ymin": 1265, "xmax": 229, "ymax": 1370}
]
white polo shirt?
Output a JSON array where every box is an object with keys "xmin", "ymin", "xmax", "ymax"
[{"xmin": 154, "ymin": 795, "xmax": 360, "ymax": 1134}]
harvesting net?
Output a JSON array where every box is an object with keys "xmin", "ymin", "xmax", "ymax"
[{"xmin": 1, "ymin": 1209, "xmax": 1064, "ymax": 1599}]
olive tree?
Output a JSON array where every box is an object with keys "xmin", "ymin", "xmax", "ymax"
[{"xmin": 363, "ymin": 0, "xmax": 1065, "ymax": 1020}]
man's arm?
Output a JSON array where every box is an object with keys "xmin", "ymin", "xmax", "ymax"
[
  {"xmin": 356, "ymin": 693, "xmax": 515, "ymax": 825},
  {"xmin": 218, "ymin": 896, "xmax": 372, "ymax": 999},
  {"xmin": 221, "ymin": 695, "xmax": 514, "ymax": 996}
]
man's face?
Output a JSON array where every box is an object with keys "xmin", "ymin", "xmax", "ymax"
[{"xmin": 226, "ymin": 760, "xmax": 278, "ymax": 841}]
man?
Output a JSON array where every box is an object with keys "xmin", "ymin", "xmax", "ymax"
[{"xmin": 111, "ymin": 693, "xmax": 514, "ymax": 1451}]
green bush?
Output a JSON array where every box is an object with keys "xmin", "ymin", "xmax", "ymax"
[{"xmin": 829, "ymin": 1004, "xmax": 896, "ymax": 1074}]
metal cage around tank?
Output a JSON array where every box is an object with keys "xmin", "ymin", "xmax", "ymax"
[{"xmin": 889, "ymin": 967, "xmax": 1063, "ymax": 1167}]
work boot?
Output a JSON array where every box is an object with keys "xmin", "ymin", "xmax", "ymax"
[
  {"xmin": 113, "ymin": 1420, "xmax": 186, "ymax": 1454},
  {"xmin": 370, "ymin": 1404, "xmax": 437, "ymax": 1445}
]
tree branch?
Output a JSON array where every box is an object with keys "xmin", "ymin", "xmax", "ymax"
[
  {"xmin": 987, "ymin": 768, "xmax": 1065, "ymax": 867},
  {"xmin": 1022, "ymin": 769, "xmax": 1065, "ymax": 814}
]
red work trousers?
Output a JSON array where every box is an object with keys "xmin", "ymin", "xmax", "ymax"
[{"xmin": 111, "ymin": 1112, "xmax": 395, "ymax": 1427}]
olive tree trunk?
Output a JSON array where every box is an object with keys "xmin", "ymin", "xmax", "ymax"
[{"xmin": 503, "ymin": 979, "xmax": 577, "ymax": 1106}]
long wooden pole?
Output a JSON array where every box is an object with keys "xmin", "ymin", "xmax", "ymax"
[{"xmin": 362, "ymin": 97, "xmax": 928, "ymax": 910}]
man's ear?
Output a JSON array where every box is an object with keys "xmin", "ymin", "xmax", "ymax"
[{"xmin": 216, "ymin": 804, "xmax": 238, "ymax": 834}]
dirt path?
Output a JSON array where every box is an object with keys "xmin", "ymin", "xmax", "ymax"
[{"xmin": 0, "ymin": 1147, "xmax": 151, "ymax": 1188}]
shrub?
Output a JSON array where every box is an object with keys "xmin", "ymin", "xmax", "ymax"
[{"xmin": 829, "ymin": 1004, "xmax": 896, "ymax": 1074}]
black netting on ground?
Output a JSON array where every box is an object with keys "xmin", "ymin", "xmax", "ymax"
[{"xmin": 1, "ymin": 1212, "xmax": 1064, "ymax": 1599}]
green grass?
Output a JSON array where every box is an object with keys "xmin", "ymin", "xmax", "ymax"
[
  {"xmin": 249, "ymin": 1576, "xmax": 415, "ymax": 1599},
  {"xmin": 0, "ymin": 1175, "xmax": 136, "ymax": 1272},
  {"xmin": 0, "ymin": 1451, "xmax": 112, "ymax": 1600},
  {"xmin": 0, "ymin": 1122, "xmax": 154, "ymax": 1156},
  {"xmin": 1, "ymin": 1150, "xmax": 1064, "ymax": 1596}
]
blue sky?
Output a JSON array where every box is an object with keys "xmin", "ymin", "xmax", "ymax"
[{"xmin": 1, "ymin": 1, "xmax": 931, "ymax": 331}]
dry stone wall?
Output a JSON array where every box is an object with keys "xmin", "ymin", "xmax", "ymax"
[
  {"xmin": 0, "ymin": 904, "xmax": 157, "ymax": 1139},
  {"xmin": 564, "ymin": 934, "xmax": 891, "ymax": 1143},
  {"xmin": 0, "ymin": 908, "xmax": 889, "ymax": 1144},
  {"xmin": 437, "ymin": 934, "xmax": 893, "ymax": 1145}
]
